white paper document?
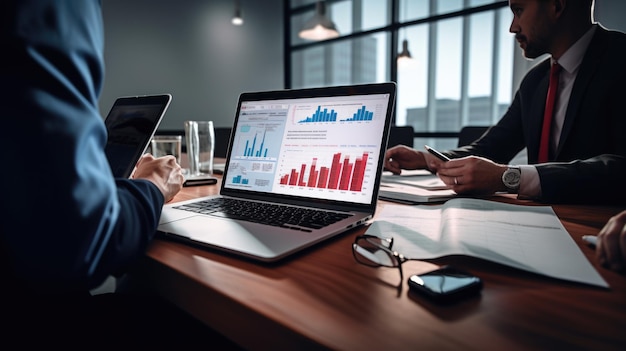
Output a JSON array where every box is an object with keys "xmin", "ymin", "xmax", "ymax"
[
  {"xmin": 381, "ymin": 169, "xmax": 449, "ymax": 190},
  {"xmin": 366, "ymin": 198, "xmax": 608, "ymax": 288},
  {"xmin": 379, "ymin": 170, "xmax": 457, "ymax": 203}
]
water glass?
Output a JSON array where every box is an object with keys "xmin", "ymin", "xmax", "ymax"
[
  {"xmin": 150, "ymin": 135, "xmax": 182, "ymax": 165},
  {"xmin": 184, "ymin": 120, "xmax": 215, "ymax": 175}
]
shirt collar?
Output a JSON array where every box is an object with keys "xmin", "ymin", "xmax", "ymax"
[{"xmin": 552, "ymin": 25, "xmax": 596, "ymax": 74}]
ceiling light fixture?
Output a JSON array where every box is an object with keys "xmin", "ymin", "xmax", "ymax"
[
  {"xmin": 397, "ymin": 39, "xmax": 412, "ymax": 62},
  {"xmin": 232, "ymin": 0, "xmax": 243, "ymax": 26},
  {"xmin": 397, "ymin": 1, "xmax": 413, "ymax": 64},
  {"xmin": 298, "ymin": 1, "xmax": 339, "ymax": 41}
]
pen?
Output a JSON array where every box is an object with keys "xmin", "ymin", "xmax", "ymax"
[
  {"xmin": 424, "ymin": 145, "xmax": 450, "ymax": 162},
  {"xmin": 582, "ymin": 235, "xmax": 597, "ymax": 247}
]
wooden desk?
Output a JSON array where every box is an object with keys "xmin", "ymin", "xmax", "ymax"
[{"xmin": 132, "ymin": 177, "xmax": 626, "ymax": 350}]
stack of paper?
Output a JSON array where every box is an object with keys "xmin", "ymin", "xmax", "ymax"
[{"xmin": 379, "ymin": 170, "xmax": 456, "ymax": 203}]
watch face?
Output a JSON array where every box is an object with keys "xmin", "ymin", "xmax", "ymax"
[
  {"xmin": 503, "ymin": 168, "xmax": 521, "ymax": 189},
  {"xmin": 504, "ymin": 172, "xmax": 519, "ymax": 182}
]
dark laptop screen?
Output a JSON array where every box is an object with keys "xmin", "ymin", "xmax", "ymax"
[{"xmin": 104, "ymin": 94, "xmax": 171, "ymax": 178}]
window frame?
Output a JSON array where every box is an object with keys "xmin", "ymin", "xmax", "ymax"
[{"xmin": 284, "ymin": 0, "xmax": 511, "ymax": 144}]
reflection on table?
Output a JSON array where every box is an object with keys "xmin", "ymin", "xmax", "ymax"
[{"xmin": 131, "ymin": 173, "xmax": 626, "ymax": 350}]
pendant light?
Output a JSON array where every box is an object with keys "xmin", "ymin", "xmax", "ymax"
[
  {"xmin": 232, "ymin": 0, "xmax": 243, "ymax": 26},
  {"xmin": 397, "ymin": 39, "xmax": 412, "ymax": 62},
  {"xmin": 298, "ymin": 1, "xmax": 339, "ymax": 41},
  {"xmin": 397, "ymin": 1, "xmax": 413, "ymax": 63}
]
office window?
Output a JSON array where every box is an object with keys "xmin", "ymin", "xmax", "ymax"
[
  {"xmin": 287, "ymin": 0, "xmax": 512, "ymax": 149},
  {"xmin": 291, "ymin": 33, "xmax": 389, "ymax": 87}
]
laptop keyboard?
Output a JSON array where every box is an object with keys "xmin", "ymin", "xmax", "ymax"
[{"xmin": 173, "ymin": 198, "xmax": 352, "ymax": 232}]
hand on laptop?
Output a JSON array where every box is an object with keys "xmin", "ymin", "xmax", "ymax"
[{"xmin": 132, "ymin": 153, "xmax": 184, "ymax": 202}]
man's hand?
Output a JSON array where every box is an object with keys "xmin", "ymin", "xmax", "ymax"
[
  {"xmin": 597, "ymin": 210, "xmax": 626, "ymax": 272},
  {"xmin": 384, "ymin": 145, "xmax": 430, "ymax": 174},
  {"xmin": 436, "ymin": 156, "xmax": 508, "ymax": 195},
  {"xmin": 132, "ymin": 153, "xmax": 184, "ymax": 202}
]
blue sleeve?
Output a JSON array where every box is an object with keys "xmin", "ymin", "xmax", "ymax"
[{"xmin": 0, "ymin": 0, "xmax": 165, "ymax": 292}]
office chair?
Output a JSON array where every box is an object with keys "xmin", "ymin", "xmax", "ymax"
[
  {"xmin": 457, "ymin": 126, "xmax": 489, "ymax": 147},
  {"xmin": 213, "ymin": 127, "xmax": 232, "ymax": 158},
  {"xmin": 388, "ymin": 126, "xmax": 415, "ymax": 148}
]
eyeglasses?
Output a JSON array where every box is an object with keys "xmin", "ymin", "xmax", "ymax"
[{"xmin": 352, "ymin": 234, "xmax": 416, "ymax": 283}]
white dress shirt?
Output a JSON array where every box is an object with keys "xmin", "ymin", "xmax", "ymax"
[{"xmin": 518, "ymin": 25, "xmax": 597, "ymax": 199}]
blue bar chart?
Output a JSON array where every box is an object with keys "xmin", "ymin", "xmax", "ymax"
[
  {"xmin": 340, "ymin": 106, "xmax": 373, "ymax": 121},
  {"xmin": 298, "ymin": 106, "xmax": 338, "ymax": 123},
  {"xmin": 242, "ymin": 129, "xmax": 269, "ymax": 157},
  {"xmin": 297, "ymin": 105, "xmax": 374, "ymax": 123},
  {"xmin": 232, "ymin": 175, "xmax": 249, "ymax": 184},
  {"xmin": 232, "ymin": 124, "xmax": 281, "ymax": 159}
]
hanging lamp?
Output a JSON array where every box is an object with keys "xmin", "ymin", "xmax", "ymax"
[
  {"xmin": 397, "ymin": 0, "xmax": 413, "ymax": 64},
  {"xmin": 397, "ymin": 39, "xmax": 412, "ymax": 62},
  {"xmin": 232, "ymin": 0, "xmax": 243, "ymax": 25},
  {"xmin": 298, "ymin": 1, "xmax": 339, "ymax": 41}
]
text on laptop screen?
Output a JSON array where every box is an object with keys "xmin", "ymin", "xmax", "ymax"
[{"xmin": 223, "ymin": 93, "xmax": 391, "ymax": 205}]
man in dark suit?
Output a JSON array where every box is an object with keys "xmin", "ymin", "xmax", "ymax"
[{"xmin": 384, "ymin": 0, "xmax": 626, "ymax": 204}]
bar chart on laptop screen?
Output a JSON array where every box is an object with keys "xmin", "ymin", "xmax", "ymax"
[
  {"xmin": 292, "ymin": 103, "xmax": 382, "ymax": 124},
  {"xmin": 224, "ymin": 106, "xmax": 289, "ymax": 192},
  {"xmin": 231, "ymin": 123, "xmax": 283, "ymax": 160},
  {"xmin": 272, "ymin": 99, "xmax": 387, "ymax": 203},
  {"xmin": 278, "ymin": 151, "xmax": 371, "ymax": 191},
  {"xmin": 275, "ymin": 146, "xmax": 378, "ymax": 203}
]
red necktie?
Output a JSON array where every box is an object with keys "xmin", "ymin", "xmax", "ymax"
[{"xmin": 538, "ymin": 62, "xmax": 561, "ymax": 163}]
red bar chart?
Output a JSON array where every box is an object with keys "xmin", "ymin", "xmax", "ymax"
[{"xmin": 279, "ymin": 152, "xmax": 370, "ymax": 192}]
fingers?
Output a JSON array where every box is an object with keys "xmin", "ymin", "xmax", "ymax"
[
  {"xmin": 384, "ymin": 146, "xmax": 427, "ymax": 174},
  {"xmin": 436, "ymin": 158, "xmax": 507, "ymax": 196},
  {"xmin": 435, "ymin": 175, "xmax": 460, "ymax": 188},
  {"xmin": 384, "ymin": 157, "xmax": 402, "ymax": 174},
  {"xmin": 383, "ymin": 149, "xmax": 399, "ymax": 173},
  {"xmin": 423, "ymin": 150, "xmax": 449, "ymax": 171},
  {"xmin": 596, "ymin": 212, "xmax": 626, "ymax": 272},
  {"xmin": 140, "ymin": 152, "xmax": 155, "ymax": 161},
  {"xmin": 433, "ymin": 159, "xmax": 464, "ymax": 185},
  {"xmin": 132, "ymin": 154, "xmax": 184, "ymax": 200},
  {"xmin": 597, "ymin": 223, "xmax": 622, "ymax": 271},
  {"xmin": 135, "ymin": 153, "xmax": 155, "ymax": 168}
]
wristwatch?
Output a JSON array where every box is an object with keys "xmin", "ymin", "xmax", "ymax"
[{"xmin": 502, "ymin": 166, "xmax": 521, "ymax": 192}]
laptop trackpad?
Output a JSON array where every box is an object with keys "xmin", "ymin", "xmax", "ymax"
[{"xmin": 159, "ymin": 215, "xmax": 306, "ymax": 259}]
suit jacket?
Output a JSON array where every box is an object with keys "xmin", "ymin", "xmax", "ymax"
[
  {"xmin": 1, "ymin": 0, "xmax": 164, "ymax": 294},
  {"xmin": 447, "ymin": 25, "xmax": 626, "ymax": 204}
]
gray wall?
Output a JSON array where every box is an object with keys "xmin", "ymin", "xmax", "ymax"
[{"xmin": 100, "ymin": 0, "xmax": 283, "ymax": 130}]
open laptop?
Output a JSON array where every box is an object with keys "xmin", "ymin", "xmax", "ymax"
[
  {"xmin": 158, "ymin": 83, "xmax": 396, "ymax": 262},
  {"xmin": 103, "ymin": 94, "xmax": 172, "ymax": 178}
]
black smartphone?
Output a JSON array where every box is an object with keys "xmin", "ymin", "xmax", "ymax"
[
  {"xmin": 424, "ymin": 145, "xmax": 450, "ymax": 162},
  {"xmin": 408, "ymin": 265, "xmax": 482, "ymax": 303},
  {"xmin": 183, "ymin": 174, "xmax": 218, "ymax": 187}
]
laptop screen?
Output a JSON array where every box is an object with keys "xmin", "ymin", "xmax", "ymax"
[{"xmin": 221, "ymin": 83, "xmax": 395, "ymax": 207}]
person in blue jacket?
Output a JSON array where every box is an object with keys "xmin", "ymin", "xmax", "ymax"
[{"xmin": 0, "ymin": 1, "xmax": 239, "ymax": 348}]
